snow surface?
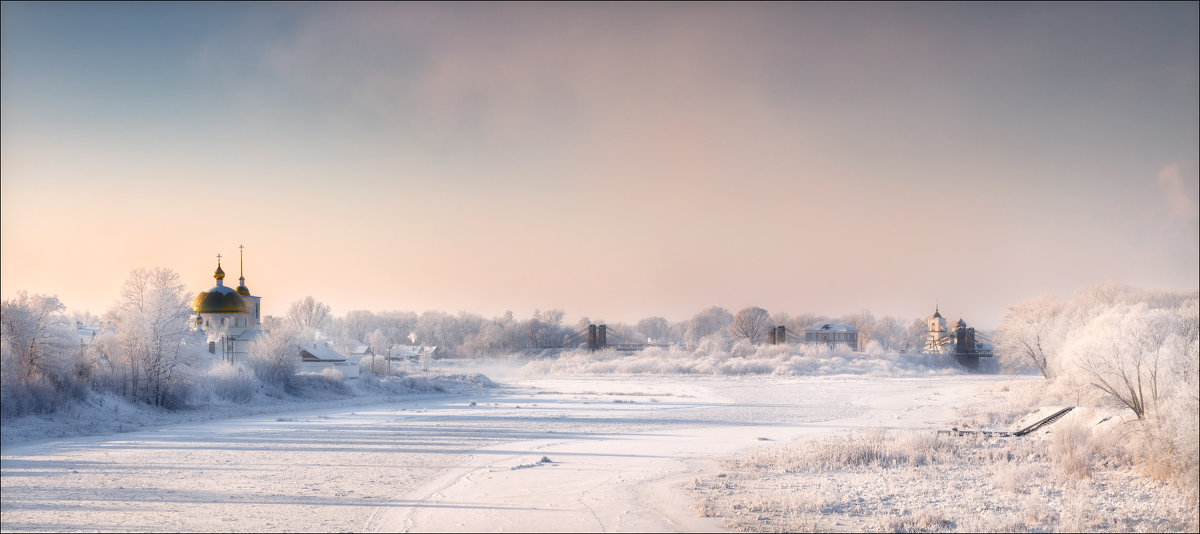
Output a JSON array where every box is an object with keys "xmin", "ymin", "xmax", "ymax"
[
  {"xmin": 1, "ymin": 361, "xmax": 1018, "ymax": 532},
  {"xmin": 688, "ymin": 388, "xmax": 1198, "ymax": 532}
]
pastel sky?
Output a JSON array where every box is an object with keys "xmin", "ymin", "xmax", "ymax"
[{"xmin": 3, "ymin": 2, "xmax": 1197, "ymax": 328}]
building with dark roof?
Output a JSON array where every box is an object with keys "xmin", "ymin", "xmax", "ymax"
[{"xmin": 804, "ymin": 323, "xmax": 860, "ymax": 351}]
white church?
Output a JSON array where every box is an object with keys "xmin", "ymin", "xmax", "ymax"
[
  {"xmin": 192, "ymin": 248, "xmax": 264, "ymax": 362},
  {"xmin": 192, "ymin": 248, "xmax": 359, "ymax": 377},
  {"xmin": 922, "ymin": 306, "xmax": 994, "ymax": 356}
]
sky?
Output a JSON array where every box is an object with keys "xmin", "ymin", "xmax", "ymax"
[{"xmin": 2, "ymin": 2, "xmax": 1197, "ymax": 328}]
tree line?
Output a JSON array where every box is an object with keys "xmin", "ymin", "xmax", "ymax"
[
  {"xmin": 309, "ymin": 303, "xmax": 934, "ymax": 358},
  {"xmin": 2, "ymin": 265, "xmax": 944, "ymax": 417}
]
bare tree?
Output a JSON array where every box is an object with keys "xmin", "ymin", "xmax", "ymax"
[
  {"xmin": 109, "ymin": 267, "xmax": 201, "ymax": 407},
  {"xmin": 287, "ymin": 296, "xmax": 331, "ymax": 334},
  {"xmin": 995, "ymin": 294, "xmax": 1063, "ymax": 377},
  {"xmin": 1075, "ymin": 305, "xmax": 1173, "ymax": 420},
  {"xmin": 732, "ymin": 307, "xmax": 773, "ymax": 344}
]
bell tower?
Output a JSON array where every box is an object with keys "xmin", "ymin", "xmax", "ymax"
[{"xmin": 925, "ymin": 306, "xmax": 947, "ymax": 351}]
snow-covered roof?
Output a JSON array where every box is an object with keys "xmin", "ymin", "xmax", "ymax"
[
  {"xmin": 805, "ymin": 323, "xmax": 858, "ymax": 333},
  {"xmin": 76, "ymin": 325, "xmax": 100, "ymax": 346},
  {"xmin": 390, "ymin": 344, "xmax": 421, "ymax": 357},
  {"xmin": 298, "ymin": 343, "xmax": 346, "ymax": 362},
  {"xmin": 388, "ymin": 344, "xmax": 438, "ymax": 357}
]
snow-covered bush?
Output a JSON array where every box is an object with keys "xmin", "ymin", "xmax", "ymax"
[
  {"xmin": 288, "ymin": 368, "xmax": 349, "ymax": 398},
  {"xmin": 192, "ymin": 361, "xmax": 257, "ymax": 403},
  {"xmin": 996, "ymin": 284, "xmax": 1198, "ymax": 492},
  {"xmin": 1, "ymin": 292, "xmax": 85, "ymax": 417},
  {"xmin": 358, "ymin": 355, "xmax": 399, "ymax": 378},
  {"xmin": 728, "ymin": 429, "xmax": 961, "ymax": 473},
  {"xmin": 1051, "ymin": 417, "xmax": 1095, "ymax": 479},
  {"xmin": 247, "ymin": 328, "xmax": 299, "ymax": 395}
]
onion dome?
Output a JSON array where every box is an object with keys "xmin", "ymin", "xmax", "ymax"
[
  {"xmin": 194, "ymin": 286, "xmax": 247, "ymax": 314},
  {"xmin": 194, "ymin": 261, "xmax": 247, "ymax": 314},
  {"xmin": 236, "ymin": 276, "xmax": 250, "ymax": 296},
  {"xmin": 955, "ymin": 317, "xmax": 967, "ymax": 328}
]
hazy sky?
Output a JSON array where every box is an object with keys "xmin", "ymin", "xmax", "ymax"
[{"xmin": 3, "ymin": 2, "xmax": 1197, "ymax": 328}]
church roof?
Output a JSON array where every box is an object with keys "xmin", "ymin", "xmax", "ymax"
[
  {"xmin": 194, "ymin": 285, "xmax": 247, "ymax": 314},
  {"xmin": 194, "ymin": 260, "xmax": 247, "ymax": 314}
]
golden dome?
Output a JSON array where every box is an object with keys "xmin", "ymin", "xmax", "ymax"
[
  {"xmin": 236, "ymin": 284, "xmax": 251, "ymax": 296},
  {"xmin": 193, "ymin": 286, "xmax": 247, "ymax": 314},
  {"xmin": 214, "ymin": 264, "xmax": 225, "ymax": 281}
]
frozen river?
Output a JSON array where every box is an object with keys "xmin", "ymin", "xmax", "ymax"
[{"xmin": 1, "ymin": 373, "xmax": 1018, "ymax": 532}]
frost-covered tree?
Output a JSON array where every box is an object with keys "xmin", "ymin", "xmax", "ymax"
[
  {"xmin": 1, "ymin": 292, "xmax": 78, "ymax": 416},
  {"xmin": 462, "ymin": 321, "xmax": 503, "ymax": 357},
  {"xmin": 904, "ymin": 318, "xmax": 928, "ymax": 352},
  {"xmin": 287, "ymin": 296, "xmax": 331, "ymax": 335},
  {"xmin": 1065, "ymin": 304, "xmax": 1171, "ymax": 419},
  {"xmin": 339, "ymin": 309, "xmax": 375, "ymax": 344},
  {"xmin": 840, "ymin": 310, "xmax": 876, "ymax": 347},
  {"xmin": 108, "ymin": 267, "xmax": 203, "ymax": 407},
  {"xmin": 872, "ymin": 315, "xmax": 907, "ymax": 351},
  {"xmin": 636, "ymin": 316, "xmax": 671, "ymax": 343},
  {"xmin": 685, "ymin": 307, "xmax": 733, "ymax": 349},
  {"xmin": 367, "ymin": 328, "xmax": 390, "ymax": 374},
  {"xmin": 1, "ymin": 292, "xmax": 72, "ymax": 381},
  {"xmin": 731, "ymin": 307, "xmax": 773, "ymax": 344},
  {"xmin": 248, "ymin": 325, "xmax": 300, "ymax": 394},
  {"xmin": 995, "ymin": 294, "xmax": 1063, "ymax": 377}
]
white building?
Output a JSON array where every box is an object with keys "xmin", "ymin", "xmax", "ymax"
[
  {"xmin": 193, "ymin": 249, "xmax": 264, "ymax": 362},
  {"xmin": 804, "ymin": 323, "xmax": 860, "ymax": 351},
  {"xmin": 922, "ymin": 307, "xmax": 995, "ymax": 357},
  {"xmin": 924, "ymin": 307, "xmax": 951, "ymax": 353}
]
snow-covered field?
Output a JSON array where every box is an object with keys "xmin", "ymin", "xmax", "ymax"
[
  {"xmin": 2, "ymin": 362, "xmax": 1019, "ymax": 532},
  {"xmin": 689, "ymin": 403, "xmax": 1198, "ymax": 532}
]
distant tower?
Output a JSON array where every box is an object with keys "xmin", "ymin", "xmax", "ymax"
[{"xmin": 925, "ymin": 306, "xmax": 948, "ymax": 352}]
